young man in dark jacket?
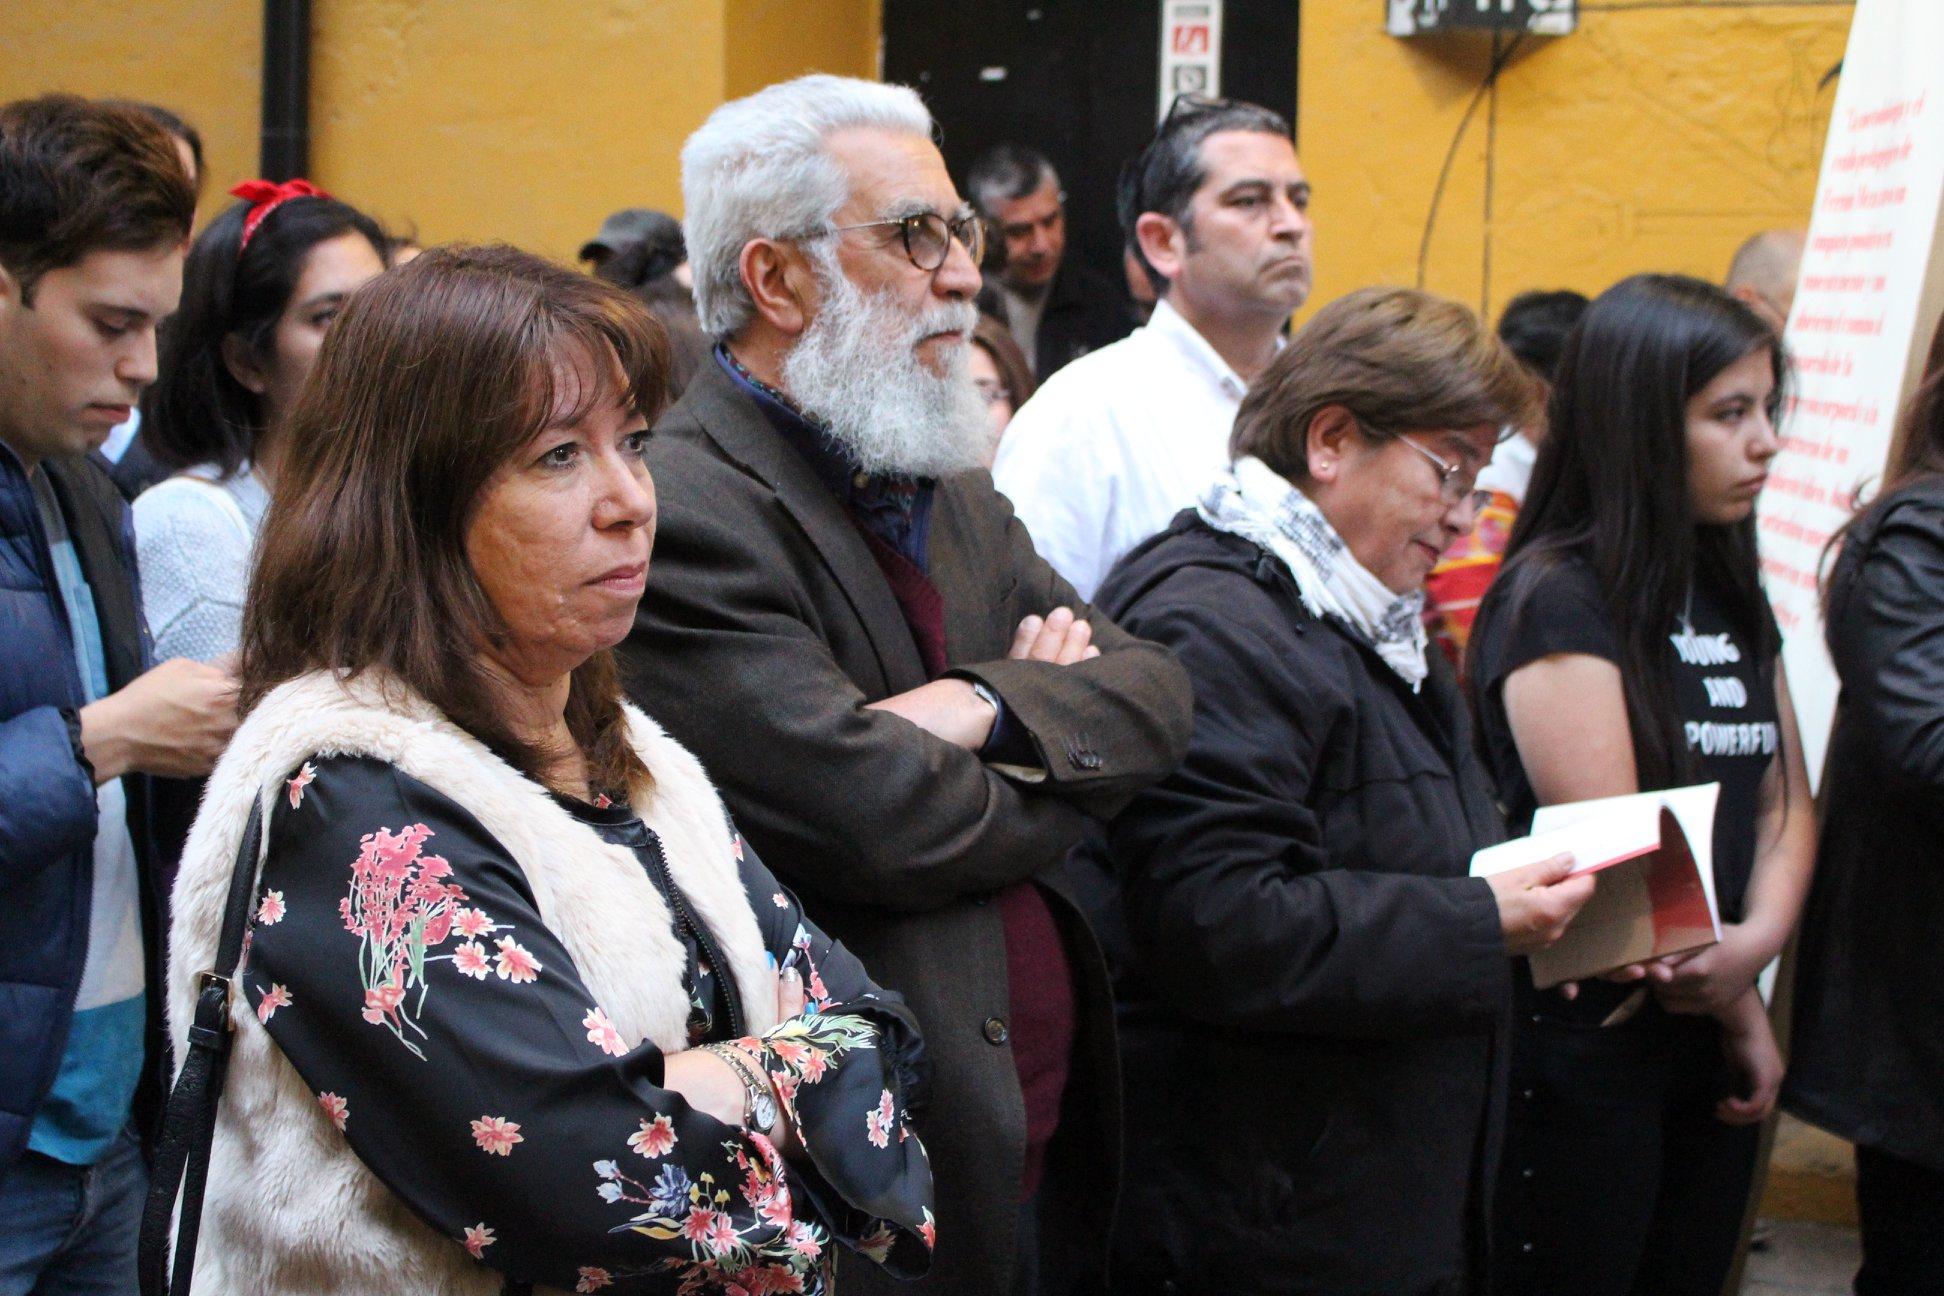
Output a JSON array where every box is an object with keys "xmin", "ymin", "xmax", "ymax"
[{"xmin": 0, "ymin": 94, "xmax": 235, "ymax": 1290}]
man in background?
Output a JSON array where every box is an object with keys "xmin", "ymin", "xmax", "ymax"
[
  {"xmin": 1726, "ymin": 228, "xmax": 1806, "ymax": 335},
  {"xmin": 0, "ymin": 93, "xmax": 236, "ymax": 1292},
  {"xmin": 968, "ymin": 143, "xmax": 1134, "ymax": 380},
  {"xmin": 994, "ymin": 99, "xmax": 1313, "ymax": 599}
]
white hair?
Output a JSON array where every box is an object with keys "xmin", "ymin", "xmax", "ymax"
[{"xmin": 681, "ymin": 74, "xmax": 934, "ymax": 338}]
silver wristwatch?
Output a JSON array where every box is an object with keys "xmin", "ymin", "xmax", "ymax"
[{"xmin": 703, "ymin": 1043, "xmax": 778, "ymax": 1132}]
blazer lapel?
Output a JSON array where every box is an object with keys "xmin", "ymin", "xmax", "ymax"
[{"xmin": 674, "ymin": 360, "xmax": 927, "ymax": 693}]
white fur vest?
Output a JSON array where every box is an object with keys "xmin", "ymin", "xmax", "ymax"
[{"xmin": 165, "ymin": 670, "xmax": 778, "ymax": 1296}]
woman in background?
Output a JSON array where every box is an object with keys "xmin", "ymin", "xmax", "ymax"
[
  {"xmin": 1468, "ymin": 274, "xmax": 1816, "ymax": 1296},
  {"xmin": 134, "ymin": 179, "xmax": 386, "ymax": 661},
  {"xmin": 969, "ymin": 315, "xmax": 1033, "ymax": 467},
  {"xmin": 1785, "ymin": 341, "xmax": 1944, "ymax": 1296}
]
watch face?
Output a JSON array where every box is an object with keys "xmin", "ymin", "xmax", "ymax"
[{"xmin": 753, "ymin": 1091, "xmax": 779, "ymax": 1131}]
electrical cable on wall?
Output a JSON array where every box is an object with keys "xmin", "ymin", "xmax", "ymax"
[{"xmin": 1415, "ymin": 31, "xmax": 1526, "ymax": 292}]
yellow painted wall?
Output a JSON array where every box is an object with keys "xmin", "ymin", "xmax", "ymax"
[
  {"xmin": 725, "ymin": 0, "xmax": 879, "ymax": 101},
  {"xmin": 1296, "ymin": 4, "xmax": 1853, "ymax": 323},
  {"xmin": 0, "ymin": 0, "xmax": 260, "ymax": 232},
  {"xmin": 1, "ymin": 0, "xmax": 878, "ymax": 264}
]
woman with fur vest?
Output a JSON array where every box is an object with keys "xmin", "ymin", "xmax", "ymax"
[{"xmin": 162, "ymin": 246, "xmax": 934, "ymax": 1295}]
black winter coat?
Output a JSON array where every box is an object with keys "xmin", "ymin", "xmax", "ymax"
[
  {"xmin": 1786, "ymin": 478, "xmax": 1944, "ymax": 1173},
  {"xmin": 1086, "ymin": 515, "xmax": 1512, "ymax": 1296}
]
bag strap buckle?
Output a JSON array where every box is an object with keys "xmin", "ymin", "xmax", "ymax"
[{"xmin": 187, "ymin": 970, "xmax": 236, "ymax": 1053}]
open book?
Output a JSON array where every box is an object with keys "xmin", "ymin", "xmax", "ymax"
[{"xmin": 1469, "ymin": 784, "xmax": 1722, "ymax": 989}]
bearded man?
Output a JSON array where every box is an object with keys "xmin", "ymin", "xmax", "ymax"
[{"xmin": 620, "ymin": 75, "xmax": 1192, "ymax": 1296}]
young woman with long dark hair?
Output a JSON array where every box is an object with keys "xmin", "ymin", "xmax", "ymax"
[
  {"xmin": 1786, "ymin": 334, "xmax": 1944, "ymax": 1296},
  {"xmin": 1467, "ymin": 273, "xmax": 1817, "ymax": 1296},
  {"xmin": 133, "ymin": 181, "xmax": 386, "ymax": 662}
]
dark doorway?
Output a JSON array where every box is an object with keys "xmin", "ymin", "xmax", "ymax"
[{"xmin": 883, "ymin": 1, "xmax": 1301, "ymax": 294}]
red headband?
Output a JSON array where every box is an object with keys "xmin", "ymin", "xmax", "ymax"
[{"xmin": 230, "ymin": 178, "xmax": 330, "ymax": 253}]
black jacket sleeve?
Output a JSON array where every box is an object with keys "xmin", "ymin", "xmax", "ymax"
[
  {"xmin": 1107, "ymin": 579, "xmax": 1506, "ymax": 1040},
  {"xmin": 1832, "ymin": 498, "xmax": 1944, "ymax": 800}
]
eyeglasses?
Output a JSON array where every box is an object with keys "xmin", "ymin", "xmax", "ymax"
[
  {"xmin": 972, "ymin": 378, "xmax": 1012, "ymax": 409},
  {"xmin": 829, "ymin": 209, "xmax": 986, "ymax": 272},
  {"xmin": 1382, "ymin": 430, "xmax": 1492, "ymax": 513},
  {"xmin": 1161, "ymin": 92, "xmax": 1235, "ymax": 132}
]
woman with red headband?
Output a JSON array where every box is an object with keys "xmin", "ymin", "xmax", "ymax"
[{"xmin": 134, "ymin": 179, "xmax": 388, "ymax": 664}]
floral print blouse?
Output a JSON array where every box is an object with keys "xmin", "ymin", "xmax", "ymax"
[{"xmin": 241, "ymin": 754, "xmax": 935, "ymax": 1294}]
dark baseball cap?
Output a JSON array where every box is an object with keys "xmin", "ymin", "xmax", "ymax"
[{"xmin": 579, "ymin": 207, "xmax": 682, "ymax": 263}]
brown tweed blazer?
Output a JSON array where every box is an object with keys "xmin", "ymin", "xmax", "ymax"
[{"xmin": 620, "ymin": 358, "xmax": 1192, "ymax": 1295}]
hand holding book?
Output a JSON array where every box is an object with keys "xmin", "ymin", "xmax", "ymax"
[
  {"xmin": 1483, "ymin": 852, "xmax": 1597, "ymax": 955},
  {"xmin": 1470, "ymin": 785, "xmax": 1725, "ymax": 989}
]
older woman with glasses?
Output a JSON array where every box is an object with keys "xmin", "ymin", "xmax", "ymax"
[{"xmin": 1084, "ymin": 286, "xmax": 1594, "ymax": 1295}]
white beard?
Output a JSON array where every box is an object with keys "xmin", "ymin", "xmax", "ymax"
[{"xmin": 780, "ymin": 258, "xmax": 989, "ymax": 479}]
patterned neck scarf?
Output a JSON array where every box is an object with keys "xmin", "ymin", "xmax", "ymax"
[{"xmin": 1199, "ymin": 455, "xmax": 1431, "ymax": 690}]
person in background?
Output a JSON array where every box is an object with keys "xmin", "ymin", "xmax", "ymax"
[
  {"xmin": 98, "ymin": 100, "xmax": 203, "ymax": 490},
  {"xmin": 0, "ymin": 93, "xmax": 234, "ymax": 1295},
  {"xmin": 1467, "ymin": 274, "xmax": 1817, "ymax": 1296},
  {"xmin": 385, "ymin": 230, "xmax": 424, "ymax": 265},
  {"xmin": 970, "ymin": 314, "xmax": 1034, "ymax": 467},
  {"xmin": 1725, "ymin": 228, "xmax": 1805, "ymax": 337},
  {"xmin": 966, "ymin": 144, "xmax": 1134, "ymax": 381},
  {"xmin": 1121, "ymin": 245, "xmax": 1157, "ymax": 325},
  {"xmin": 166, "ymin": 244, "xmax": 934, "ymax": 1295},
  {"xmin": 134, "ymin": 179, "xmax": 387, "ymax": 663},
  {"xmin": 1087, "ymin": 287, "xmax": 1590, "ymax": 1295},
  {"xmin": 591, "ymin": 208, "xmax": 710, "ymax": 400},
  {"xmin": 994, "ymin": 97, "xmax": 1313, "ymax": 600},
  {"xmin": 621, "ymin": 74, "xmax": 1194, "ymax": 1295},
  {"xmin": 1785, "ymin": 326, "xmax": 1944, "ymax": 1296},
  {"xmin": 579, "ymin": 205, "xmax": 685, "ymax": 280},
  {"xmin": 1424, "ymin": 288, "xmax": 1588, "ymax": 670}
]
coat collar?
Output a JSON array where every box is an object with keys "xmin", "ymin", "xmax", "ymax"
[{"xmin": 670, "ymin": 356, "xmax": 929, "ymax": 692}]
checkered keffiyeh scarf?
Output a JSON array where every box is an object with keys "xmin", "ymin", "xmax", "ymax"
[{"xmin": 1198, "ymin": 455, "xmax": 1431, "ymax": 691}]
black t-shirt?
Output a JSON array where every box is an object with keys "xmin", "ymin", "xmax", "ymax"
[{"xmin": 1470, "ymin": 553, "xmax": 1780, "ymax": 925}]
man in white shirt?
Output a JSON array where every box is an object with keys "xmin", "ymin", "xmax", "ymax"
[{"xmin": 993, "ymin": 98, "xmax": 1313, "ymax": 598}]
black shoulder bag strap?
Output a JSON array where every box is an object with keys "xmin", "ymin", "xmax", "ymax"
[
  {"xmin": 133, "ymin": 792, "xmax": 539, "ymax": 1296},
  {"xmin": 137, "ymin": 793, "xmax": 266, "ymax": 1296}
]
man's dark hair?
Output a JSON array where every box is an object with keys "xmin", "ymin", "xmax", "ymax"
[
  {"xmin": 966, "ymin": 144, "xmax": 1059, "ymax": 217},
  {"xmin": 0, "ymin": 94, "xmax": 196, "ymax": 301},
  {"xmin": 1495, "ymin": 289, "xmax": 1589, "ymax": 383},
  {"xmin": 106, "ymin": 99, "xmax": 205, "ymax": 190},
  {"xmin": 1116, "ymin": 98, "xmax": 1290, "ymax": 293}
]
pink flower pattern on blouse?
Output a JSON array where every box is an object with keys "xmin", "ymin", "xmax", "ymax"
[
  {"xmin": 256, "ymin": 983, "xmax": 291, "ymax": 1023},
  {"xmin": 471, "ymin": 1114, "xmax": 524, "ymax": 1157},
  {"xmin": 628, "ymin": 1114, "xmax": 677, "ymax": 1159},
  {"xmin": 583, "ymin": 1007, "xmax": 628, "ymax": 1057},
  {"xmin": 256, "ymin": 889, "xmax": 285, "ymax": 925},
  {"xmin": 286, "ymin": 760, "xmax": 316, "ymax": 808},
  {"xmin": 317, "ymin": 1091, "xmax": 348, "ymax": 1131},
  {"xmin": 463, "ymin": 1223, "xmax": 496, "ymax": 1258},
  {"xmin": 493, "ymin": 935, "xmax": 541, "ymax": 984},
  {"xmin": 575, "ymin": 1267, "xmax": 613, "ymax": 1292}
]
